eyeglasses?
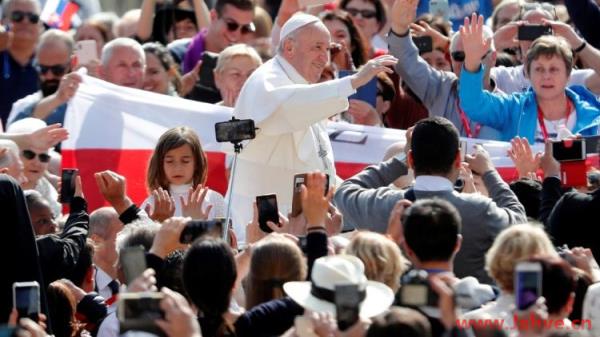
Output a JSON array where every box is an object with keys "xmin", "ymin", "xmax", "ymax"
[
  {"xmin": 345, "ymin": 8, "xmax": 377, "ymax": 19},
  {"xmin": 451, "ymin": 49, "xmax": 492, "ymax": 62},
  {"xmin": 35, "ymin": 63, "xmax": 69, "ymax": 76},
  {"xmin": 10, "ymin": 10, "xmax": 40, "ymax": 24},
  {"xmin": 520, "ymin": 2, "xmax": 557, "ymax": 20},
  {"xmin": 22, "ymin": 150, "xmax": 51, "ymax": 163},
  {"xmin": 222, "ymin": 18, "xmax": 255, "ymax": 35}
]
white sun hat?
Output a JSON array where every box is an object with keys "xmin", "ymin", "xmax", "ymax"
[{"xmin": 283, "ymin": 255, "xmax": 394, "ymax": 318}]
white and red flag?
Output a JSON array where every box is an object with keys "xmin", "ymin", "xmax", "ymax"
[{"xmin": 63, "ymin": 74, "xmax": 547, "ymax": 211}]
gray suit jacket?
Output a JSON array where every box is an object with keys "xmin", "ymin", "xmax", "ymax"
[{"xmin": 334, "ymin": 156, "xmax": 527, "ymax": 284}]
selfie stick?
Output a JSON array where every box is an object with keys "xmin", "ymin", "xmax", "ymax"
[{"xmin": 223, "ymin": 141, "xmax": 243, "ymax": 242}]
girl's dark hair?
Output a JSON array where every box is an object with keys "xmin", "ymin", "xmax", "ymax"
[
  {"xmin": 146, "ymin": 126, "xmax": 208, "ymax": 192},
  {"xmin": 183, "ymin": 237, "xmax": 237, "ymax": 337},
  {"xmin": 339, "ymin": 0, "xmax": 387, "ymax": 31},
  {"xmin": 320, "ymin": 10, "xmax": 369, "ymax": 67},
  {"xmin": 142, "ymin": 42, "xmax": 183, "ymax": 93},
  {"xmin": 47, "ymin": 281, "xmax": 79, "ymax": 337}
]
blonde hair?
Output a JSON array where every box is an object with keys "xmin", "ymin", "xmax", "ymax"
[
  {"xmin": 485, "ymin": 223, "xmax": 557, "ymax": 292},
  {"xmin": 345, "ymin": 232, "xmax": 408, "ymax": 292},
  {"xmin": 214, "ymin": 44, "xmax": 262, "ymax": 73}
]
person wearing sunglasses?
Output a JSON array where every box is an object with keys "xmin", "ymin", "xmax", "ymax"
[
  {"xmin": 387, "ymin": 0, "xmax": 502, "ymax": 140},
  {"xmin": 7, "ymin": 29, "xmax": 82, "ymax": 128},
  {"xmin": 340, "ymin": 0, "xmax": 387, "ymax": 55},
  {"xmin": 7, "ymin": 117, "xmax": 62, "ymax": 217},
  {"xmin": 181, "ymin": 0, "xmax": 255, "ymax": 75},
  {"xmin": 459, "ymin": 14, "xmax": 600, "ymax": 143},
  {"xmin": 0, "ymin": 0, "xmax": 43, "ymax": 127}
]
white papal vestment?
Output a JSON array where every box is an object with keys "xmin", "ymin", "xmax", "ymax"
[{"xmin": 228, "ymin": 55, "xmax": 356, "ymax": 244}]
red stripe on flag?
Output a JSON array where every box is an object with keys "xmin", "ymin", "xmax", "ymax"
[
  {"xmin": 58, "ymin": 2, "xmax": 79, "ymax": 30},
  {"xmin": 62, "ymin": 149, "xmax": 227, "ymax": 211}
]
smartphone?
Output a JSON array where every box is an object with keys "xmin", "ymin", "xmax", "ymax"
[
  {"xmin": 429, "ymin": 0, "xmax": 449, "ymax": 20},
  {"xmin": 75, "ymin": 40, "xmax": 97, "ymax": 65},
  {"xmin": 60, "ymin": 168, "xmax": 78, "ymax": 204},
  {"xmin": 179, "ymin": 219, "xmax": 224, "ymax": 244},
  {"xmin": 120, "ymin": 246, "xmax": 147, "ymax": 285},
  {"xmin": 12, "ymin": 282, "xmax": 40, "ymax": 322},
  {"xmin": 339, "ymin": 70, "xmax": 377, "ymax": 109},
  {"xmin": 412, "ymin": 36, "xmax": 433, "ymax": 54},
  {"xmin": 199, "ymin": 51, "xmax": 218, "ymax": 87},
  {"xmin": 517, "ymin": 25, "xmax": 552, "ymax": 41},
  {"xmin": 290, "ymin": 173, "xmax": 330, "ymax": 217},
  {"xmin": 118, "ymin": 292, "xmax": 165, "ymax": 337},
  {"xmin": 515, "ymin": 262, "xmax": 542, "ymax": 310},
  {"xmin": 552, "ymin": 139, "xmax": 586, "ymax": 162},
  {"xmin": 215, "ymin": 118, "xmax": 256, "ymax": 143},
  {"xmin": 335, "ymin": 285, "xmax": 361, "ymax": 331},
  {"xmin": 256, "ymin": 194, "xmax": 279, "ymax": 233}
]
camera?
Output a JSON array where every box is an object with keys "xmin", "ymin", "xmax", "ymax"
[
  {"xmin": 179, "ymin": 219, "xmax": 224, "ymax": 244},
  {"xmin": 517, "ymin": 25, "xmax": 552, "ymax": 41},
  {"xmin": 118, "ymin": 292, "xmax": 165, "ymax": 336},
  {"xmin": 397, "ymin": 270, "xmax": 438, "ymax": 307},
  {"xmin": 412, "ymin": 36, "xmax": 433, "ymax": 54},
  {"xmin": 552, "ymin": 139, "xmax": 586, "ymax": 162},
  {"xmin": 215, "ymin": 118, "xmax": 256, "ymax": 144}
]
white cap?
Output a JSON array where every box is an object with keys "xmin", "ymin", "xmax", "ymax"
[{"xmin": 279, "ymin": 13, "xmax": 322, "ymax": 44}]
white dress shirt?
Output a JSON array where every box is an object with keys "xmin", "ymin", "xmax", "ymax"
[{"xmin": 413, "ymin": 175, "xmax": 455, "ymax": 191}]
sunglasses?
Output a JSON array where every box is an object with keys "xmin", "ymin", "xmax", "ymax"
[
  {"xmin": 10, "ymin": 10, "xmax": 40, "ymax": 24},
  {"xmin": 345, "ymin": 8, "xmax": 377, "ymax": 19},
  {"xmin": 451, "ymin": 49, "xmax": 492, "ymax": 62},
  {"xmin": 223, "ymin": 18, "xmax": 255, "ymax": 35},
  {"xmin": 22, "ymin": 150, "xmax": 51, "ymax": 163},
  {"xmin": 35, "ymin": 63, "xmax": 69, "ymax": 76},
  {"xmin": 520, "ymin": 2, "xmax": 557, "ymax": 20}
]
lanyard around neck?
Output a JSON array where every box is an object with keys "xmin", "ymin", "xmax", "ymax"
[
  {"xmin": 456, "ymin": 97, "xmax": 481, "ymax": 138},
  {"xmin": 537, "ymin": 97, "xmax": 573, "ymax": 140}
]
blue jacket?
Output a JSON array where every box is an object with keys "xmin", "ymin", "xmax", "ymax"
[{"xmin": 459, "ymin": 65, "xmax": 600, "ymax": 143}]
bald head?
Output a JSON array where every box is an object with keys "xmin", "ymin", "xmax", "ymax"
[{"xmin": 90, "ymin": 207, "xmax": 121, "ymax": 239}]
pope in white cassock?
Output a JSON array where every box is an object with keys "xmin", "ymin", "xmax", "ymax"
[{"xmin": 228, "ymin": 13, "xmax": 397, "ymax": 244}]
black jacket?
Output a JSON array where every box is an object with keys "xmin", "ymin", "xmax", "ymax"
[
  {"xmin": 541, "ymin": 177, "xmax": 600, "ymax": 261},
  {"xmin": 36, "ymin": 197, "xmax": 89, "ymax": 287},
  {"xmin": 0, "ymin": 175, "xmax": 47, "ymax": 323}
]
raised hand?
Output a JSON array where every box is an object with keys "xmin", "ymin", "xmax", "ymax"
[
  {"xmin": 28, "ymin": 123, "xmax": 69, "ymax": 149},
  {"xmin": 508, "ymin": 137, "xmax": 541, "ymax": 179},
  {"xmin": 155, "ymin": 287, "xmax": 202, "ymax": 337},
  {"xmin": 180, "ymin": 185, "xmax": 212, "ymax": 220},
  {"xmin": 387, "ymin": 199, "xmax": 412, "ymax": 244},
  {"xmin": 493, "ymin": 21, "xmax": 521, "ymax": 51},
  {"xmin": 146, "ymin": 187, "xmax": 175, "ymax": 222},
  {"xmin": 179, "ymin": 60, "xmax": 201, "ymax": 97},
  {"xmin": 460, "ymin": 13, "xmax": 492, "ymax": 72},
  {"xmin": 540, "ymin": 140, "xmax": 561, "ymax": 179},
  {"xmin": 351, "ymin": 55, "xmax": 397, "ymax": 89},
  {"xmin": 150, "ymin": 217, "xmax": 189, "ymax": 258},
  {"xmin": 300, "ymin": 172, "xmax": 334, "ymax": 227},
  {"xmin": 391, "ymin": 0, "xmax": 419, "ymax": 35},
  {"xmin": 94, "ymin": 170, "xmax": 132, "ymax": 214},
  {"xmin": 541, "ymin": 19, "xmax": 584, "ymax": 49},
  {"xmin": 410, "ymin": 21, "xmax": 450, "ymax": 50}
]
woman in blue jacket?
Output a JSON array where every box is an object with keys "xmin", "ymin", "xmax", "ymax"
[{"xmin": 458, "ymin": 14, "xmax": 600, "ymax": 143}]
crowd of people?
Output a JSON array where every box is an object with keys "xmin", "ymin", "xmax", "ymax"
[{"xmin": 1, "ymin": 0, "xmax": 600, "ymax": 336}]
